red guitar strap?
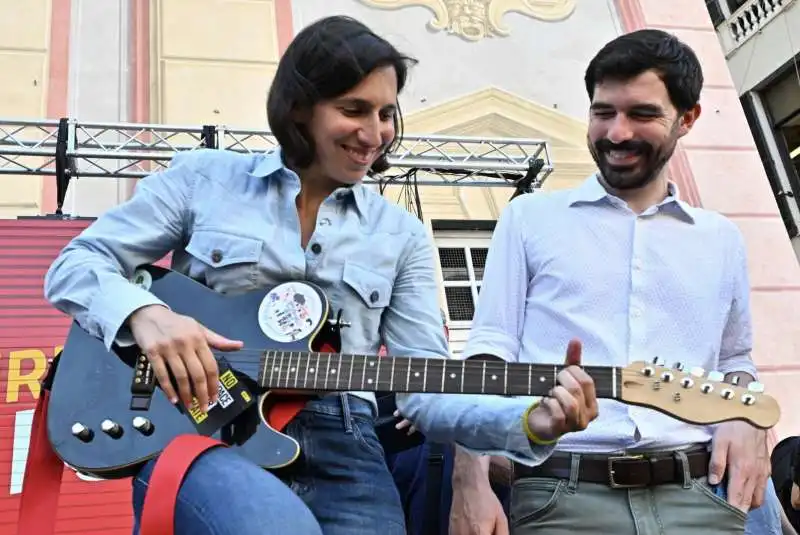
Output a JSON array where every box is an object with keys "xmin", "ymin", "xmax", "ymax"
[
  {"xmin": 17, "ymin": 340, "xmax": 337, "ymax": 535},
  {"xmin": 16, "ymin": 388, "xmax": 65, "ymax": 535},
  {"xmin": 138, "ymin": 435, "xmax": 227, "ymax": 535},
  {"xmin": 15, "ymin": 382, "xmax": 227, "ymax": 535}
]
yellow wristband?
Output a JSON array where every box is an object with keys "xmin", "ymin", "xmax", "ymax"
[{"xmin": 522, "ymin": 400, "xmax": 559, "ymax": 446}]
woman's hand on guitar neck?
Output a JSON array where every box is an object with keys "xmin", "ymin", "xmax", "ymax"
[{"xmin": 128, "ymin": 305, "xmax": 244, "ymax": 412}]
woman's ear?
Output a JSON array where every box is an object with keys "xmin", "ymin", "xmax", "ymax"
[{"xmin": 291, "ymin": 107, "xmax": 312, "ymax": 124}]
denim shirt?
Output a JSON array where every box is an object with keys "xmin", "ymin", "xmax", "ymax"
[{"xmin": 44, "ymin": 147, "xmax": 553, "ymax": 466}]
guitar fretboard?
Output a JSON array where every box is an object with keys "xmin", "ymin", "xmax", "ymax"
[{"xmin": 258, "ymin": 351, "xmax": 620, "ymax": 398}]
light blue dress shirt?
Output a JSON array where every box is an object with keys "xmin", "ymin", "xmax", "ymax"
[
  {"xmin": 438, "ymin": 174, "xmax": 757, "ymax": 454},
  {"xmin": 43, "ymin": 147, "xmax": 550, "ymax": 465}
]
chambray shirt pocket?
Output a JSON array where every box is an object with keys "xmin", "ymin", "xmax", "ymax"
[
  {"xmin": 339, "ymin": 260, "xmax": 393, "ymax": 348},
  {"xmin": 184, "ymin": 228, "xmax": 263, "ymax": 292}
]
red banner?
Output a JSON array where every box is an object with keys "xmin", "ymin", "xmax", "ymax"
[{"xmin": 0, "ymin": 219, "xmax": 132, "ymax": 535}]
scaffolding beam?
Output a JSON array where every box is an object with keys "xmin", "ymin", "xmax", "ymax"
[{"xmin": 0, "ymin": 118, "xmax": 553, "ymax": 186}]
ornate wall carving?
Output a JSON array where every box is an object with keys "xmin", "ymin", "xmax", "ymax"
[{"xmin": 358, "ymin": 0, "xmax": 576, "ymax": 41}]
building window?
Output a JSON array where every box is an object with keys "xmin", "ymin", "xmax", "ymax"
[
  {"xmin": 706, "ymin": 0, "xmax": 726, "ymax": 27},
  {"xmin": 436, "ymin": 240, "xmax": 489, "ymax": 325}
]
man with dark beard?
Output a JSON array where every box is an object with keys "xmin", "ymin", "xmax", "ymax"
[{"xmin": 433, "ymin": 29, "xmax": 771, "ymax": 535}]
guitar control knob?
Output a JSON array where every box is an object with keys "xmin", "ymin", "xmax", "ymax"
[
  {"xmin": 101, "ymin": 419, "xmax": 124, "ymax": 439},
  {"xmin": 71, "ymin": 423, "xmax": 94, "ymax": 442},
  {"xmin": 133, "ymin": 416, "xmax": 154, "ymax": 436}
]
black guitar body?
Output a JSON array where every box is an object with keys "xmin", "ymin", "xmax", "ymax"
[{"xmin": 47, "ymin": 265, "xmax": 337, "ymax": 479}]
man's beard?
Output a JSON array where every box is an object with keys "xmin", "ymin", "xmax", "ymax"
[{"xmin": 588, "ymin": 128, "xmax": 679, "ymax": 191}]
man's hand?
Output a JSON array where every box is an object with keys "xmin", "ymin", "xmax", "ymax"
[
  {"xmin": 709, "ymin": 420, "xmax": 770, "ymax": 513},
  {"xmin": 450, "ymin": 449, "xmax": 508, "ymax": 535},
  {"xmin": 450, "ymin": 484, "xmax": 508, "ymax": 535},
  {"xmin": 129, "ymin": 305, "xmax": 243, "ymax": 412},
  {"xmin": 526, "ymin": 339, "xmax": 598, "ymax": 442}
]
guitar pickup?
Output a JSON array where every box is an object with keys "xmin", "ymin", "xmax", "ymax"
[{"xmin": 130, "ymin": 353, "xmax": 156, "ymax": 411}]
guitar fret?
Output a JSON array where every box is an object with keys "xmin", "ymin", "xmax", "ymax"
[
  {"xmin": 360, "ymin": 355, "xmax": 367, "ymax": 390},
  {"xmin": 460, "ymin": 360, "xmax": 465, "ymax": 393},
  {"xmin": 389, "ymin": 358, "xmax": 396, "ymax": 391},
  {"xmin": 405, "ymin": 358, "xmax": 412, "ymax": 391},
  {"xmin": 423, "ymin": 359, "xmax": 429, "ymax": 392},
  {"xmin": 302, "ymin": 352, "xmax": 310, "ymax": 389},
  {"xmin": 323, "ymin": 353, "xmax": 330, "ymax": 389},
  {"xmin": 481, "ymin": 361, "xmax": 486, "ymax": 393},
  {"xmin": 376, "ymin": 357, "xmax": 382, "ymax": 389},
  {"xmin": 440, "ymin": 360, "xmax": 446, "ymax": 392},
  {"xmin": 503, "ymin": 362, "xmax": 508, "ymax": 396},
  {"xmin": 347, "ymin": 354, "xmax": 354, "ymax": 392},
  {"xmin": 528, "ymin": 364, "xmax": 532, "ymax": 396},
  {"xmin": 336, "ymin": 354, "xmax": 342, "ymax": 391},
  {"xmin": 314, "ymin": 353, "xmax": 320, "ymax": 389},
  {"xmin": 612, "ymin": 365, "xmax": 617, "ymax": 397}
]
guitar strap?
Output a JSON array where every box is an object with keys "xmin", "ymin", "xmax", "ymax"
[
  {"xmin": 17, "ymin": 386, "xmax": 64, "ymax": 535},
  {"xmin": 16, "ymin": 339, "xmax": 335, "ymax": 535},
  {"xmin": 138, "ymin": 435, "xmax": 227, "ymax": 535}
]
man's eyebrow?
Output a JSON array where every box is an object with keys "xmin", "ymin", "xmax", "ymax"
[
  {"xmin": 590, "ymin": 102, "xmax": 614, "ymax": 111},
  {"xmin": 590, "ymin": 102, "xmax": 665, "ymax": 114}
]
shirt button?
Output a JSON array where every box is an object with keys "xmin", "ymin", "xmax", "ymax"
[
  {"xmin": 210, "ymin": 249, "xmax": 223, "ymax": 263},
  {"xmin": 370, "ymin": 290, "xmax": 379, "ymax": 303},
  {"xmin": 311, "ymin": 243, "xmax": 322, "ymax": 254}
]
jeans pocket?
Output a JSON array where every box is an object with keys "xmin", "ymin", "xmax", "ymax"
[
  {"xmin": 509, "ymin": 477, "xmax": 566, "ymax": 527},
  {"xmin": 350, "ymin": 414, "xmax": 387, "ymax": 458},
  {"xmin": 692, "ymin": 478, "xmax": 749, "ymax": 523}
]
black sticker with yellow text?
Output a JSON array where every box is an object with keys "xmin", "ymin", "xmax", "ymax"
[{"xmin": 185, "ymin": 356, "xmax": 255, "ymax": 436}]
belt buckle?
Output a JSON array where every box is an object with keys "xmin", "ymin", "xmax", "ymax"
[{"xmin": 607, "ymin": 454, "xmax": 646, "ymax": 489}]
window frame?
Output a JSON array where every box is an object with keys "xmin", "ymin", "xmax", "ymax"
[{"xmin": 434, "ymin": 231, "xmax": 493, "ymax": 329}]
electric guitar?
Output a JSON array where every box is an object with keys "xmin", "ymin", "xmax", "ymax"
[{"xmin": 45, "ymin": 264, "xmax": 781, "ymax": 480}]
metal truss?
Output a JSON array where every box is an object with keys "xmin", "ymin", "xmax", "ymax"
[{"xmin": 0, "ymin": 118, "xmax": 554, "ymax": 212}]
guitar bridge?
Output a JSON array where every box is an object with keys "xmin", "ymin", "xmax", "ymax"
[{"xmin": 130, "ymin": 353, "xmax": 156, "ymax": 411}]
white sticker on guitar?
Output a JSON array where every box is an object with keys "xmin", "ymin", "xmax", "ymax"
[
  {"xmin": 258, "ymin": 282, "xmax": 323, "ymax": 343},
  {"xmin": 131, "ymin": 269, "xmax": 152, "ymax": 290}
]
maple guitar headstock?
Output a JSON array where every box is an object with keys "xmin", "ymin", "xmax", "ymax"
[{"xmin": 620, "ymin": 360, "xmax": 781, "ymax": 430}]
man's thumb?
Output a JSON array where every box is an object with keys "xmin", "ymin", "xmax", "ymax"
[
  {"xmin": 205, "ymin": 327, "xmax": 244, "ymax": 350},
  {"xmin": 564, "ymin": 338, "xmax": 582, "ymax": 366}
]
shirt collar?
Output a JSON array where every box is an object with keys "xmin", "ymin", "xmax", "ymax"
[
  {"xmin": 248, "ymin": 147, "xmax": 369, "ymax": 216},
  {"xmin": 569, "ymin": 173, "xmax": 695, "ymax": 223}
]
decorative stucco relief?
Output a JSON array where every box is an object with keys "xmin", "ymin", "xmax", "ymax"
[{"xmin": 358, "ymin": 0, "xmax": 576, "ymax": 41}]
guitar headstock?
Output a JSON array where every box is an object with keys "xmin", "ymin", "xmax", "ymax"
[{"xmin": 620, "ymin": 360, "xmax": 780, "ymax": 430}]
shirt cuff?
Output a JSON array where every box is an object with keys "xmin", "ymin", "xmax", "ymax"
[{"xmin": 88, "ymin": 278, "xmax": 169, "ymax": 350}]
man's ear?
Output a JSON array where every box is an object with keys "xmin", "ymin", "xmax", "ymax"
[{"xmin": 678, "ymin": 103, "xmax": 701, "ymax": 137}]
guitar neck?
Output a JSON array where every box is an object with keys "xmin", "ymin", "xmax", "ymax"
[{"xmin": 259, "ymin": 351, "xmax": 621, "ymax": 399}]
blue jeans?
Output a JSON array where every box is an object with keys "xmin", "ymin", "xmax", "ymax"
[
  {"xmin": 132, "ymin": 394, "xmax": 406, "ymax": 535},
  {"xmin": 744, "ymin": 479, "xmax": 784, "ymax": 535}
]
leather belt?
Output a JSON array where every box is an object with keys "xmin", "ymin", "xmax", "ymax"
[{"xmin": 513, "ymin": 448, "xmax": 710, "ymax": 488}]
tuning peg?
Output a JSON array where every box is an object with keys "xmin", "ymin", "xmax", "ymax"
[
  {"xmin": 730, "ymin": 376, "xmax": 740, "ymax": 386},
  {"xmin": 673, "ymin": 362, "xmax": 684, "ymax": 371},
  {"xmin": 652, "ymin": 356, "xmax": 663, "ymax": 366},
  {"xmin": 707, "ymin": 371, "xmax": 724, "ymax": 382},
  {"xmin": 689, "ymin": 366, "xmax": 705, "ymax": 378},
  {"xmin": 747, "ymin": 381, "xmax": 765, "ymax": 393}
]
